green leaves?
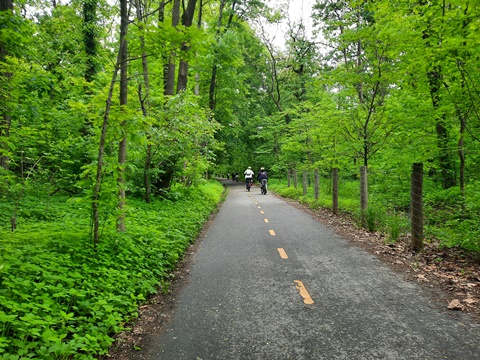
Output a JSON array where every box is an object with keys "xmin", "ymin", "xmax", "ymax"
[
  {"xmin": 0, "ymin": 10, "xmax": 34, "ymax": 58},
  {"xmin": 0, "ymin": 182, "xmax": 223, "ymax": 358}
]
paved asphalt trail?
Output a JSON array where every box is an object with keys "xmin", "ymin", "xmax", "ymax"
[{"xmin": 148, "ymin": 180, "xmax": 480, "ymax": 359}]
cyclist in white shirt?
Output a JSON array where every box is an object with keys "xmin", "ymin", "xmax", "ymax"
[{"xmin": 244, "ymin": 166, "xmax": 254, "ymax": 190}]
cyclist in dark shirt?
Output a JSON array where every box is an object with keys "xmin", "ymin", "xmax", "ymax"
[{"xmin": 257, "ymin": 167, "xmax": 268, "ymax": 194}]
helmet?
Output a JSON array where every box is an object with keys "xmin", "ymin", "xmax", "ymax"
[
  {"xmin": 248, "ymin": 166, "xmax": 251, "ymax": 169},
  {"xmin": 260, "ymin": 167, "xmax": 265, "ymax": 171}
]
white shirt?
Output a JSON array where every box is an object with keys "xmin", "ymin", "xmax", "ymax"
[{"xmin": 244, "ymin": 169, "xmax": 254, "ymax": 178}]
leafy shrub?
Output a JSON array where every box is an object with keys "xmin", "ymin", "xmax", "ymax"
[
  {"xmin": 428, "ymin": 219, "xmax": 480, "ymax": 252},
  {"xmin": 274, "ymin": 187, "xmax": 302, "ymax": 199},
  {"xmin": 0, "ymin": 181, "xmax": 224, "ymax": 359}
]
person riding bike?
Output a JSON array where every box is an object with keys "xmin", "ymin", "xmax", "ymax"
[
  {"xmin": 257, "ymin": 167, "xmax": 268, "ymax": 194},
  {"xmin": 244, "ymin": 166, "xmax": 254, "ymax": 191}
]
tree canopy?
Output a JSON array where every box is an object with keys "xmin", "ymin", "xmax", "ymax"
[{"xmin": 1, "ymin": 0, "xmax": 480, "ymax": 243}]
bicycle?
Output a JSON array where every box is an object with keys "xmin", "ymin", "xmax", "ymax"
[
  {"xmin": 246, "ymin": 178, "xmax": 253, "ymax": 191},
  {"xmin": 260, "ymin": 179, "xmax": 267, "ymax": 195}
]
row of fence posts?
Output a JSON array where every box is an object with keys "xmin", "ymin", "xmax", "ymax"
[{"xmin": 287, "ymin": 163, "xmax": 424, "ymax": 252}]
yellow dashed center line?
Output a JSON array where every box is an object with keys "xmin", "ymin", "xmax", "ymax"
[
  {"xmin": 294, "ymin": 280, "xmax": 314, "ymax": 305},
  {"xmin": 260, "ymin": 210, "xmax": 265, "ymax": 214},
  {"xmin": 258, "ymin": 206, "xmax": 261, "ymax": 209},
  {"xmin": 264, "ymin": 218, "xmax": 269, "ymax": 223},
  {"xmin": 277, "ymin": 248, "xmax": 288, "ymax": 259},
  {"xmin": 269, "ymin": 229, "xmax": 276, "ymax": 236}
]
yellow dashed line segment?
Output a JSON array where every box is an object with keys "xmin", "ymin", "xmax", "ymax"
[
  {"xmin": 277, "ymin": 248, "xmax": 288, "ymax": 259},
  {"xmin": 260, "ymin": 210, "xmax": 265, "ymax": 214},
  {"xmin": 264, "ymin": 219, "xmax": 269, "ymax": 223},
  {"xmin": 269, "ymin": 230, "xmax": 276, "ymax": 236},
  {"xmin": 294, "ymin": 280, "xmax": 314, "ymax": 305}
]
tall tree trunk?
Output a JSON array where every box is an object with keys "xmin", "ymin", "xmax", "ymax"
[
  {"xmin": 209, "ymin": 0, "xmax": 236, "ymax": 111},
  {"xmin": 427, "ymin": 66, "xmax": 456, "ymax": 189},
  {"xmin": 194, "ymin": 0, "xmax": 203, "ymax": 95},
  {"xmin": 0, "ymin": 0, "xmax": 14, "ymax": 170},
  {"xmin": 421, "ymin": 0, "xmax": 456, "ymax": 189},
  {"xmin": 456, "ymin": 6, "xmax": 472, "ymax": 213},
  {"xmin": 159, "ymin": 0, "xmax": 169, "ymax": 91},
  {"xmin": 458, "ymin": 115, "xmax": 465, "ymax": 211},
  {"xmin": 176, "ymin": 0, "xmax": 197, "ymax": 92},
  {"xmin": 135, "ymin": 0, "xmax": 152, "ymax": 203},
  {"xmin": 263, "ymin": 36, "xmax": 290, "ymax": 124},
  {"xmin": 83, "ymin": 0, "xmax": 97, "ymax": 83},
  {"xmin": 81, "ymin": 0, "xmax": 98, "ymax": 137},
  {"xmin": 92, "ymin": 52, "xmax": 122, "ymax": 248},
  {"xmin": 0, "ymin": 0, "xmax": 14, "ymax": 56},
  {"xmin": 165, "ymin": 0, "xmax": 180, "ymax": 95},
  {"xmin": 155, "ymin": 0, "xmax": 181, "ymax": 191},
  {"xmin": 208, "ymin": 61, "xmax": 218, "ymax": 110},
  {"xmin": 117, "ymin": 0, "xmax": 129, "ymax": 232}
]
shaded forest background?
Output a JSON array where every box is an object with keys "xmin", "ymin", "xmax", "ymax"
[
  {"xmin": 2, "ymin": 0, "xmax": 480, "ymax": 247},
  {"xmin": 1, "ymin": 0, "xmax": 480, "ymax": 358}
]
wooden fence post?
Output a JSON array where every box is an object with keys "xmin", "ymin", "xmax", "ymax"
[
  {"xmin": 411, "ymin": 163, "xmax": 424, "ymax": 252},
  {"xmin": 332, "ymin": 168, "xmax": 339, "ymax": 214},
  {"xmin": 287, "ymin": 170, "xmax": 291, "ymax": 188},
  {"xmin": 293, "ymin": 170, "xmax": 298, "ymax": 189},
  {"xmin": 303, "ymin": 170, "xmax": 307, "ymax": 196},
  {"xmin": 360, "ymin": 166, "xmax": 368, "ymax": 228},
  {"xmin": 314, "ymin": 169, "xmax": 319, "ymax": 200}
]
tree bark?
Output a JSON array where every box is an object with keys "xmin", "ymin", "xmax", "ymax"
[
  {"xmin": 165, "ymin": 0, "xmax": 180, "ymax": 95},
  {"xmin": 136, "ymin": 0, "xmax": 152, "ymax": 203},
  {"xmin": 427, "ymin": 66, "xmax": 456, "ymax": 189},
  {"xmin": 420, "ymin": 0, "xmax": 456, "ymax": 189},
  {"xmin": 159, "ymin": 0, "xmax": 170, "ymax": 92},
  {"xmin": 117, "ymin": 0, "xmax": 129, "ymax": 232},
  {"xmin": 455, "ymin": 7, "xmax": 470, "ymax": 213},
  {"xmin": 81, "ymin": 0, "xmax": 98, "ymax": 136},
  {"xmin": 263, "ymin": 36, "xmax": 290, "ymax": 123},
  {"xmin": 156, "ymin": 0, "xmax": 181, "ymax": 191},
  {"xmin": 209, "ymin": 0, "xmax": 236, "ymax": 111},
  {"xmin": 92, "ymin": 52, "xmax": 121, "ymax": 248},
  {"xmin": 83, "ymin": 0, "xmax": 97, "ymax": 83},
  {"xmin": 458, "ymin": 117, "xmax": 465, "ymax": 211},
  {"xmin": 0, "ymin": 0, "xmax": 13, "ymax": 12},
  {"xmin": 194, "ymin": 0, "xmax": 203, "ymax": 95},
  {"xmin": 208, "ymin": 0, "xmax": 226, "ymax": 110},
  {"xmin": 176, "ymin": 0, "xmax": 197, "ymax": 92}
]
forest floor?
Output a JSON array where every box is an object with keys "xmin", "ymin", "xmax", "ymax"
[{"xmin": 105, "ymin": 192, "xmax": 480, "ymax": 359}]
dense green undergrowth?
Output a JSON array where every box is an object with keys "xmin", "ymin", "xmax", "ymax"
[
  {"xmin": 268, "ymin": 178, "xmax": 480, "ymax": 253},
  {"xmin": 0, "ymin": 181, "xmax": 224, "ymax": 359}
]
